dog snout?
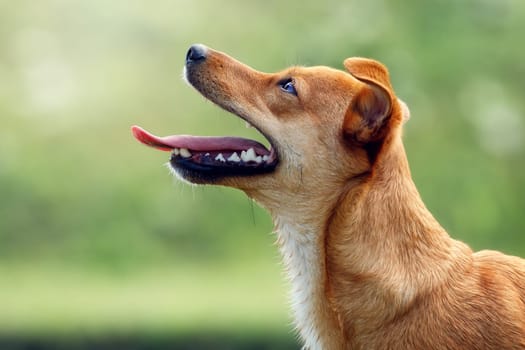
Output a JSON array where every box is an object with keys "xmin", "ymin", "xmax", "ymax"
[{"xmin": 186, "ymin": 44, "xmax": 208, "ymax": 64}]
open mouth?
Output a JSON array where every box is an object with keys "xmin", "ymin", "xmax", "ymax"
[{"xmin": 131, "ymin": 125, "xmax": 279, "ymax": 180}]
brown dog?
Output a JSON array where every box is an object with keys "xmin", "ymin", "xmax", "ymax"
[{"xmin": 132, "ymin": 44, "xmax": 525, "ymax": 349}]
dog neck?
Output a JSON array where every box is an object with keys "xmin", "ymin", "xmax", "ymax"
[
  {"xmin": 275, "ymin": 217, "xmax": 342, "ymax": 349},
  {"xmin": 271, "ymin": 135, "xmax": 471, "ymax": 348}
]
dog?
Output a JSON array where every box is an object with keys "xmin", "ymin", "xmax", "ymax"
[{"xmin": 132, "ymin": 44, "xmax": 525, "ymax": 349}]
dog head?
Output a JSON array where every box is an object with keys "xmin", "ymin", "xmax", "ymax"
[{"xmin": 132, "ymin": 44, "xmax": 408, "ymax": 215}]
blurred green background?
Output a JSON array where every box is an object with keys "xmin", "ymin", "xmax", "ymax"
[{"xmin": 1, "ymin": 0, "xmax": 524, "ymax": 349}]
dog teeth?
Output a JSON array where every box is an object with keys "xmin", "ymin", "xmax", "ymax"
[
  {"xmin": 180, "ymin": 148, "xmax": 192, "ymax": 158},
  {"xmin": 209, "ymin": 149, "xmax": 269, "ymax": 164},
  {"xmin": 227, "ymin": 152, "xmax": 241, "ymax": 162},
  {"xmin": 172, "ymin": 147, "xmax": 268, "ymax": 164},
  {"xmin": 245, "ymin": 122, "xmax": 254, "ymax": 129},
  {"xmin": 240, "ymin": 148, "xmax": 258, "ymax": 162},
  {"xmin": 246, "ymin": 148, "xmax": 257, "ymax": 160},
  {"xmin": 215, "ymin": 153, "xmax": 226, "ymax": 162}
]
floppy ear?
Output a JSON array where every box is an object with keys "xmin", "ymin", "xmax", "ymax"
[{"xmin": 343, "ymin": 57, "xmax": 394, "ymax": 143}]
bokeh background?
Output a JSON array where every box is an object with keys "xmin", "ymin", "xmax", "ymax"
[{"xmin": 1, "ymin": 0, "xmax": 524, "ymax": 349}]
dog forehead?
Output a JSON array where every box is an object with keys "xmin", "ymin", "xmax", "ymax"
[
  {"xmin": 285, "ymin": 66, "xmax": 358, "ymax": 93},
  {"xmin": 290, "ymin": 65, "xmax": 350, "ymax": 80}
]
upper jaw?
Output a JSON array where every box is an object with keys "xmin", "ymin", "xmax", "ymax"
[
  {"xmin": 130, "ymin": 46, "xmax": 282, "ymax": 185},
  {"xmin": 177, "ymin": 47, "xmax": 281, "ymax": 183}
]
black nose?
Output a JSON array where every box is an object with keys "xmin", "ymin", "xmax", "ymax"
[{"xmin": 186, "ymin": 44, "xmax": 207, "ymax": 64}]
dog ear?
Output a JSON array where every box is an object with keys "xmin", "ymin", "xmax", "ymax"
[{"xmin": 343, "ymin": 58, "xmax": 394, "ymax": 143}]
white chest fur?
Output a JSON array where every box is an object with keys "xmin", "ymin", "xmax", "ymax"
[{"xmin": 276, "ymin": 221, "xmax": 325, "ymax": 349}]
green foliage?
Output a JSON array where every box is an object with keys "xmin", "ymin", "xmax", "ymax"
[{"xmin": 0, "ymin": 0, "xmax": 524, "ymax": 346}]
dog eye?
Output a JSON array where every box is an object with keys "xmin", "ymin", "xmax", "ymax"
[{"xmin": 279, "ymin": 78, "xmax": 297, "ymax": 96}]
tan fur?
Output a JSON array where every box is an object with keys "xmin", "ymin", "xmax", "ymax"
[{"xmin": 183, "ymin": 46, "xmax": 525, "ymax": 349}]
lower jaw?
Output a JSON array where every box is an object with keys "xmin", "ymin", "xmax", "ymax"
[{"xmin": 169, "ymin": 157, "xmax": 277, "ymax": 183}]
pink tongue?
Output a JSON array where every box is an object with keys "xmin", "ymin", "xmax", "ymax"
[{"xmin": 131, "ymin": 125, "xmax": 270, "ymax": 155}]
